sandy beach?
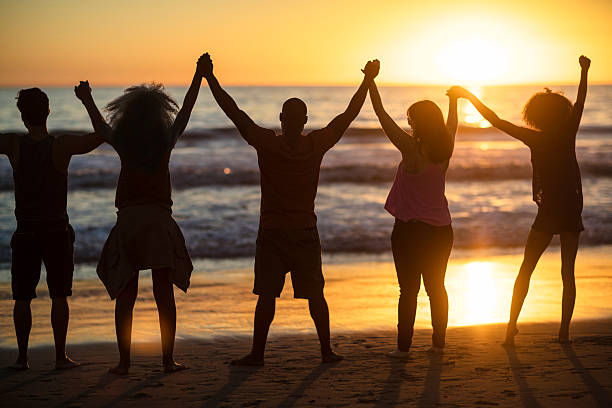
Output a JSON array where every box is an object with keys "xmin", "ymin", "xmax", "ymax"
[
  {"xmin": 1, "ymin": 320, "xmax": 611, "ymax": 407},
  {"xmin": 0, "ymin": 247, "xmax": 611, "ymax": 406}
]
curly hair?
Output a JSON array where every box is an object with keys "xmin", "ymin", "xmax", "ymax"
[
  {"xmin": 522, "ymin": 88, "xmax": 573, "ymax": 131},
  {"xmin": 407, "ymin": 100, "xmax": 452, "ymax": 163},
  {"xmin": 106, "ymin": 83, "xmax": 178, "ymax": 170}
]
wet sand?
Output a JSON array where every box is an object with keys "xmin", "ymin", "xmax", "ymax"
[
  {"xmin": 1, "ymin": 246, "xmax": 611, "ymax": 348},
  {"xmin": 1, "ymin": 320, "xmax": 611, "ymax": 407}
]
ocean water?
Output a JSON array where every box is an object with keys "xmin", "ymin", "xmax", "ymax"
[{"xmin": 0, "ymin": 85, "xmax": 611, "ymax": 281}]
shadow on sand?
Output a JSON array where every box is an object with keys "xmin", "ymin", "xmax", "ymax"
[
  {"xmin": 561, "ymin": 342, "xmax": 611, "ymax": 407},
  {"xmin": 418, "ymin": 352, "xmax": 443, "ymax": 407},
  {"xmin": 374, "ymin": 351, "xmax": 443, "ymax": 407},
  {"xmin": 201, "ymin": 365, "xmax": 261, "ymax": 407},
  {"xmin": 504, "ymin": 346, "xmax": 541, "ymax": 408},
  {"xmin": 277, "ymin": 362, "xmax": 335, "ymax": 407}
]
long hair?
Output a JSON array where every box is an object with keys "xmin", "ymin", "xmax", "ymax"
[
  {"xmin": 522, "ymin": 88, "xmax": 573, "ymax": 132},
  {"xmin": 407, "ymin": 100, "xmax": 452, "ymax": 163},
  {"xmin": 106, "ymin": 83, "xmax": 178, "ymax": 171}
]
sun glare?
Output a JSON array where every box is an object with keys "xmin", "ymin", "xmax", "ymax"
[
  {"xmin": 459, "ymin": 86, "xmax": 490, "ymax": 127},
  {"xmin": 456, "ymin": 262, "xmax": 501, "ymax": 325},
  {"xmin": 437, "ymin": 36, "xmax": 509, "ymax": 85}
]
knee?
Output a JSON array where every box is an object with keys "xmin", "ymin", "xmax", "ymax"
[
  {"xmin": 15, "ymin": 299, "xmax": 32, "ymax": 307},
  {"xmin": 399, "ymin": 286, "xmax": 419, "ymax": 300},
  {"xmin": 117, "ymin": 286, "xmax": 138, "ymax": 305},
  {"xmin": 52, "ymin": 297, "xmax": 67, "ymax": 305},
  {"xmin": 561, "ymin": 272, "xmax": 576, "ymax": 287},
  {"xmin": 308, "ymin": 292, "xmax": 326, "ymax": 305},
  {"xmin": 424, "ymin": 284, "xmax": 447, "ymax": 301},
  {"xmin": 257, "ymin": 295, "xmax": 276, "ymax": 308}
]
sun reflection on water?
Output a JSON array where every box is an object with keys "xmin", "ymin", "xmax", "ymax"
[
  {"xmin": 453, "ymin": 261, "xmax": 502, "ymax": 326},
  {"xmin": 460, "ymin": 87, "xmax": 490, "ymax": 128}
]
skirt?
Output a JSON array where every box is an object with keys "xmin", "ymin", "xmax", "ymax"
[
  {"xmin": 97, "ymin": 204, "xmax": 193, "ymax": 299},
  {"xmin": 532, "ymin": 198, "xmax": 584, "ymax": 234}
]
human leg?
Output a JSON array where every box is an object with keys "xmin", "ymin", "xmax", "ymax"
[
  {"xmin": 559, "ymin": 231, "xmax": 580, "ymax": 342},
  {"xmin": 109, "ymin": 273, "xmax": 138, "ymax": 375},
  {"xmin": 505, "ymin": 227, "xmax": 553, "ymax": 345}
]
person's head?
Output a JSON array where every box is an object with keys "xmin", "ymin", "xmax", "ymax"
[
  {"xmin": 522, "ymin": 88, "xmax": 573, "ymax": 132},
  {"xmin": 106, "ymin": 83, "xmax": 178, "ymax": 170},
  {"xmin": 407, "ymin": 100, "xmax": 452, "ymax": 163},
  {"xmin": 280, "ymin": 98, "xmax": 308, "ymax": 136},
  {"xmin": 16, "ymin": 88, "xmax": 49, "ymax": 129}
]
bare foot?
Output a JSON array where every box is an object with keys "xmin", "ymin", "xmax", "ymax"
[
  {"xmin": 387, "ymin": 349, "xmax": 410, "ymax": 359},
  {"xmin": 426, "ymin": 346, "xmax": 444, "ymax": 355},
  {"xmin": 9, "ymin": 359, "xmax": 29, "ymax": 370},
  {"xmin": 164, "ymin": 361, "xmax": 188, "ymax": 373},
  {"xmin": 321, "ymin": 351, "xmax": 343, "ymax": 364},
  {"xmin": 55, "ymin": 356, "xmax": 80, "ymax": 370},
  {"xmin": 230, "ymin": 353, "xmax": 264, "ymax": 367},
  {"xmin": 503, "ymin": 326, "xmax": 519, "ymax": 347},
  {"xmin": 109, "ymin": 363, "xmax": 130, "ymax": 375}
]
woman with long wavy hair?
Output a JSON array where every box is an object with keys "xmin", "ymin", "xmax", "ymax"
[{"xmin": 75, "ymin": 53, "xmax": 208, "ymax": 374}]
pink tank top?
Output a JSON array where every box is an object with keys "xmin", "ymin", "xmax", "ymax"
[{"xmin": 385, "ymin": 161, "xmax": 451, "ymax": 226}]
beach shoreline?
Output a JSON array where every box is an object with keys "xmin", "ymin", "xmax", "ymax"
[{"xmin": 1, "ymin": 319, "xmax": 611, "ymax": 407}]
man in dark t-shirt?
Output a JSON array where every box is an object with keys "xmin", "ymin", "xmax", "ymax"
[
  {"xmin": 202, "ymin": 54, "xmax": 379, "ymax": 365},
  {"xmin": 0, "ymin": 85, "xmax": 103, "ymax": 370}
]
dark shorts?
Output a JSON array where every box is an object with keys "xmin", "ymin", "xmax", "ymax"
[
  {"xmin": 532, "ymin": 199, "xmax": 584, "ymax": 234},
  {"xmin": 254, "ymin": 227, "xmax": 324, "ymax": 299},
  {"xmin": 11, "ymin": 224, "xmax": 75, "ymax": 300}
]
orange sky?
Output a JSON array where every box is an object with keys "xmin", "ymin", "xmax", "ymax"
[{"xmin": 0, "ymin": 0, "xmax": 610, "ymax": 86}]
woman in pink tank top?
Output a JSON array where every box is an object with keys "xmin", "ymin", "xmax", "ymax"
[{"xmin": 368, "ymin": 62, "xmax": 458, "ymax": 355}]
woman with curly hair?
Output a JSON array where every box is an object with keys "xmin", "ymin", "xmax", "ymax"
[
  {"xmin": 450, "ymin": 55, "xmax": 591, "ymax": 346},
  {"xmin": 75, "ymin": 53, "xmax": 208, "ymax": 374}
]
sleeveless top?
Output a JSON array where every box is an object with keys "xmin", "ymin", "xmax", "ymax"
[
  {"xmin": 385, "ymin": 161, "xmax": 451, "ymax": 226},
  {"xmin": 13, "ymin": 135, "xmax": 68, "ymax": 229},
  {"xmin": 114, "ymin": 150, "xmax": 173, "ymax": 210},
  {"xmin": 525, "ymin": 131, "xmax": 582, "ymax": 208}
]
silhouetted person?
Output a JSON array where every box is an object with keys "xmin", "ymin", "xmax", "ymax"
[
  {"xmin": 369, "ymin": 62, "xmax": 458, "ymax": 356},
  {"xmin": 450, "ymin": 55, "xmax": 591, "ymax": 346},
  {"xmin": 0, "ymin": 88, "xmax": 104, "ymax": 370},
  {"xmin": 201, "ymin": 53, "xmax": 379, "ymax": 366},
  {"xmin": 76, "ymin": 53, "xmax": 208, "ymax": 374}
]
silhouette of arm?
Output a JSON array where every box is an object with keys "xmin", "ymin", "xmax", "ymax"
[
  {"xmin": 449, "ymin": 86, "xmax": 538, "ymax": 143},
  {"xmin": 446, "ymin": 93, "xmax": 458, "ymax": 153},
  {"xmin": 0, "ymin": 133, "xmax": 18, "ymax": 166},
  {"xmin": 322, "ymin": 60, "xmax": 379, "ymax": 148},
  {"xmin": 56, "ymin": 132, "xmax": 104, "ymax": 156},
  {"xmin": 369, "ymin": 80, "xmax": 411, "ymax": 153},
  {"xmin": 170, "ymin": 53, "xmax": 208, "ymax": 143},
  {"xmin": 570, "ymin": 55, "xmax": 590, "ymax": 134},
  {"xmin": 75, "ymin": 81, "xmax": 112, "ymax": 143},
  {"xmin": 201, "ymin": 54, "xmax": 269, "ymax": 144}
]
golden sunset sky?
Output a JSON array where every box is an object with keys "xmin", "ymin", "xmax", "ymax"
[{"xmin": 0, "ymin": 0, "xmax": 610, "ymax": 86}]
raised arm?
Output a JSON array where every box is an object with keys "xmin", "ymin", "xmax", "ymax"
[
  {"xmin": 75, "ymin": 81, "xmax": 111, "ymax": 142},
  {"xmin": 323, "ymin": 60, "xmax": 379, "ymax": 147},
  {"xmin": 368, "ymin": 69, "xmax": 411, "ymax": 153},
  {"xmin": 201, "ymin": 54, "xmax": 267, "ymax": 144},
  {"xmin": 170, "ymin": 53, "xmax": 207, "ymax": 142},
  {"xmin": 569, "ymin": 55, "xmax": 590, "ymax": 133},
  {"xmin": 449, "ymin": 86, "xmax": 537, "ymax": 143},
  {"xmin": 445, "ymin": 91, "xmax": 458, "ymax": 153}
]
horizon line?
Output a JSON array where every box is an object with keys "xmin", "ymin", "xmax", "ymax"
[{"xmin": 1, "ymin": 81, "xmax": 611, "ymax": 88}]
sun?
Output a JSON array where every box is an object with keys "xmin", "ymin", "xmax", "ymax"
[{"xmin": 436, "ymin": 36, "xmax": 509, "ymax": 84}]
